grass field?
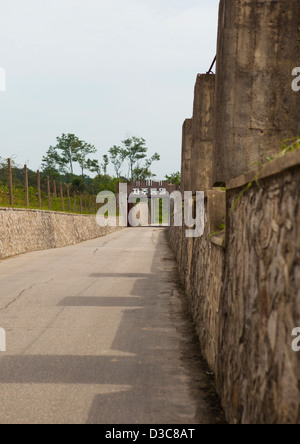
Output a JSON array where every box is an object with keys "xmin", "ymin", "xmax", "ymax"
[{"xmin": 0, "ymin": 185, "xmax": 97, "ymax": 215}]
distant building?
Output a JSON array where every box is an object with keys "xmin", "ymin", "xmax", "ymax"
[
  {"xmin": 126, "ymin": 180, "xmax": 178, "ymax": 198},
  {"xmin": 121, "ymin": 180, "xmax": 179, "ymax": 227}
]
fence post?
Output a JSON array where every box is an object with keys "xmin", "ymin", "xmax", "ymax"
[
  {"xmin": 74, "ymin": 192, "xmax": 77, "ymax": 213},
  {"xmin": 53, "ymin": 180, "xmax": 57, "ymax": 199},
  {"xmin": 66, "ymin": 185, "xmax": 71, "ymax": 212},
  {"xmin": 80, "ymin": 194, "xmax": 83, "ymax": 213},
  {"xmin": 24, "ymin": 165, "xmax": 29, "ymax": 207},
  {"xmin": 89, "ymin": 195, "xmax": 91, "ymax": 214},
  {"xmin": 60, "ymin": 183, "xmax": 64, "ymax": 211},
  {"xmin": 47, "ymin": 176, "xmax": 51, "ymax": 210},
  {"xmin": 7, "ymin": 158, "xmax": 14, "ymax": 205},
  {"xmin": 37, "ymin": 170, "xmax": 42, "ymax": 208},
  {"xmin": 84, "ymin": 194, "xmax": 87, "ymax": 212}
]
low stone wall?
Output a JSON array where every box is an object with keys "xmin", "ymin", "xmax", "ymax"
[
  {"xmin": 220, "ymin": 153, "xmax": 300, "ymax": 424},
  {"xmin": 169, "ymin": 150, "xmax": 300, "ymax": 424},
  {"xmin": 169, "ymin": 205, "xmax": 225, "ymax": 373},
  {"xmin": 0, "ymin": 208, "xmax": 120, "ymax": 259}
]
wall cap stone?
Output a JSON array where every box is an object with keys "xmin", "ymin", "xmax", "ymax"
[
  {"xmin": 210, "ymin": 231, "xmax": 225, "ymax": 248},
  {"xmin": 226, "ymin": 149, "xmax": 300, "ymax": 190},
  {"xmin": 0, "ymin": 207, "xmax": 98, "ymax": 218}
]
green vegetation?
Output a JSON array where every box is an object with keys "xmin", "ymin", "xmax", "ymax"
[
  {"xmin": 121, "ymin": 137, "xmax": 160, "ymax": 181},
  {"xmin": 152, "ymin": 198, "xmax": 170, "ymax": 225},
  {"xmin": 165, "ymin": 171, "xmax": 181, "ymax": 187},
  {"xmin": 0, "ymin": 184, "xmax": 94, "ymax": 214},
  {"xmin": 280, "ymin": 136, "xmax": 300, "ymax": 156},
  {"xmin": 40, "ymin": 134, "xmax": 161, "ymax": 191},
  {"xmin": 209, "ymin": 224, "xmax": 226, "ymax": 239},
  {"xmin": 231, "ymin": 136, "xmax": 300, "ymax": 213},
  {"xmin": 0, "ymin": 133, "xmax": 165, "ymax": 213}
]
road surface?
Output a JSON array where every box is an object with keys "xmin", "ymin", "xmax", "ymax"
[{"xmin": 0, "ymin": 227, "xmax": 222, "ymax": 424}]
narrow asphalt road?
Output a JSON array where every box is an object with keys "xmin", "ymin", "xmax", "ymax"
[{"xmin": 0, "ymin": 227, "xmax": 222, "ymax": 424}]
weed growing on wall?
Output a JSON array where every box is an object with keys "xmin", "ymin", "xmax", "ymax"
[{"xmin": 231, "ymin": 137, "xmax": 300, "ymax": 213}]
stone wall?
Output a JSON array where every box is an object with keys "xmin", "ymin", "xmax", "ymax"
[
  {"xmin": 0, "ymin": 208, "xmax": 120, "ymax": 259},
  {"xmin": 219, "ymin": 151, "xmax": 300, "ymax": 424},
  {"xmin": 174, "ymin": 0, "xmax": 300, "ymax": 425},
  {"xmin": 169, "ymin": 151, "xmax": 300, "ymax": 423},
  {"xmin": 169, "ymin": 199, "xmax": 225, "ymax": 373}
]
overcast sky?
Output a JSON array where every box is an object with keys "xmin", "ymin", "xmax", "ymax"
[{"xmin": 0, "ymin": 0, "xmax": 219, "ymax": 178}]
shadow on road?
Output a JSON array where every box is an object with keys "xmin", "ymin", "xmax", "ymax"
[{"xmin": 0, "ymin": 229, "xmax": 225, "ymax": 424}]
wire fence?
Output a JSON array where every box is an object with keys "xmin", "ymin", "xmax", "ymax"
[{"xmin": 0, "ymin": 158, "xmax": 98, "ymax": 215}]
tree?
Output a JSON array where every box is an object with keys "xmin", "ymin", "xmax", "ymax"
[
  {"xmin": 109, "ymin": 146, "xmax": 126, "ymax": 178},
  {"xmin": 42, "ymin": 134, "xmax": 101, "ymax": 183},
  {"xmin": 92, "ymin": 174, "xmax": 117, "ymax": 194},
  {"xmin": 101, "ymin": 155, "xmax": 109, "ymax": 176},
  {"xmin": 71, "ymin": 177, "xmax": 85, "ymax": 193},
  {"xmin": 86, "ymin": 158, "xmax": 101, "ymax": 177},
  {"xmin": 41, "ymin": 146, "xmax": 61, "ymax": 178},
  {"xmin": 132, "ymin": 166, "xmax": 153, "ymax": 181},
  {"xmin": 42, "ymin": 134, "xmax": 82, "ymax": 176},
  {"xmin": 122, "ymin": 137, "xmax": 148, "ymax": 180},
  {"xmin": 165, "ymin": 171, "xmax": 181, "ymax": 187},
  {"xmin": 132, "ymin": 152, "xmax": 160, "ymax": 181},
  {"xmin": 75, "ymin": 142, "xmax": 97, "ymax": 180}
]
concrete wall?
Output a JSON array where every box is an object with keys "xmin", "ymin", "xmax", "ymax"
[
  {"xmin": 213, "ymin": 0, "xmax": 300, "ymax": 184},
  {"xmin": 191, "ymin": 74, "xmax": 215, "ymax": 193},
  {"xmin": 0, "ymin": 208, "xmax": 120, "ymax": 259},
  {"xmin": 169, "ymin": 151, "xmax": 300, "ymax": 423},
  {"xmin": 181, "ymin": 119, "xmax": 193, "ymax": 193}
]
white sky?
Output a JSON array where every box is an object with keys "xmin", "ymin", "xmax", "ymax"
[{"xmin": 0, "ymin": 0, "xmax": 219, "ymax": 178}]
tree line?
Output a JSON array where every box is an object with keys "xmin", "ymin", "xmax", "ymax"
[
  {"xmin": 0, "ymin": 133, "xmax": 181, "ymax": 202},
  {"xmin": 41, "ymin": 133, "xmax": 162, "ymax": 194}
]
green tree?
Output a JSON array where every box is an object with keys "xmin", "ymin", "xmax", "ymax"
[
  {"xmin": 86, "ymin": 158, "xmax": 101, "ymax": 177},
  {"xmin": 165, "ymin": 171, "xmax": 181, "ymax": 186},
  {"xmin": 132, "ymin": 153, "xmax": 160, "ymax": 181},
  {"xmin": 101, "ymin": 155, "xmax": 109, "ymax": 176},
  {"xmin": 75, "ymin": 142, "xmax": 98, "ymax": 181},
  {"xmin": 92, "ymin": 174, "xmax": 116, "ymax": 194},
  {"xmin": 122, "ymin": 137, "xmax": 148, "ymax": 180},
  {"xmin": 71, "ymin": 177, "xmax": 85, "ymax": 193},
  {"xmin": 109, "ymin": 146, "xmax": 126, "ymax": 178},
  {"xmin": 132, "ymin": 166, "xmax": 152, "ymax": 181},
  {"xmin": 42, "ymin": 134, "xmax": 82, "ymax": 176},
  {"xmin": 121, "ymin": 137, "xmax": 161, "ymax": 181},
  {"xmin": 41, "ymin": 146, "xmax": 61, "ymax": 179}
]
